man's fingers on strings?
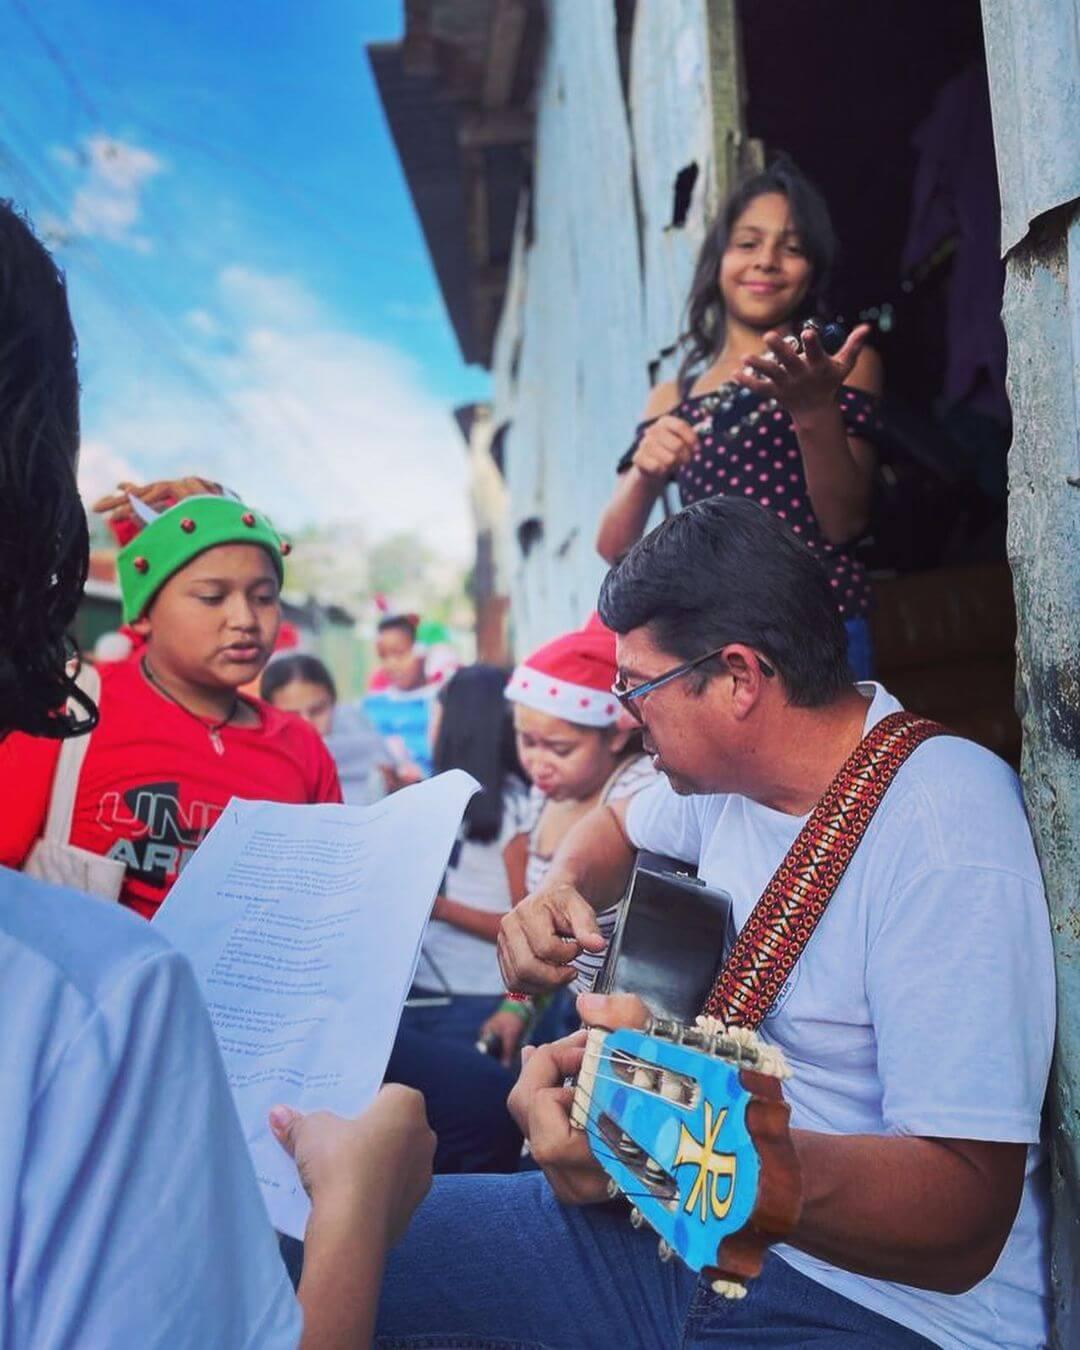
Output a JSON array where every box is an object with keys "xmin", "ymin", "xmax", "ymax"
[
  {"xmin": 563, "ymin": 897, "xmax": 607, "ymax": 953},
  {"xmin": 508, "ymin": 1034, "xmax": 586, "ymax": 1132},
  {"xmin": 499, "ymin": 921, "xmax": 577, "ymax": 988},
  {"xmin": 517, "ymin": 1031, "xmax": 587, "ymax": 1087},
  {"xmin": 532, "ymin": 924, "xmax": 585, "ymax": 964}
]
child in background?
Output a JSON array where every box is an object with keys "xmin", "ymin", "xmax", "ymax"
[
  {"xmin": 402, "ymin": 665, "xmax": 530, "ymax": 1052},
  {"xmin": 482, "ymin": 616, "xmax": 657, "ymax": 1057},
  {"xmin": 261, "ymin": 653, "xmax": 386, "ymax": 805},
  {"xmin": 0, "ymin": 496, "xmax": 342, "ymax": 916},
  {"xmin": 363, "ymin": 614, "xmax": 440, "ymax": 786},
  {"xmin": 0, "ymin": 490, "xmax": 519, "ymax": 1174}
]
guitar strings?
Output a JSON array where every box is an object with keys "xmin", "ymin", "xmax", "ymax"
[
  {"xmin": 576, "ymin": 1104, "xmax": 680, "ymax": 1206},
  {"xmin": 575, "ymin": 1111, "xmax": 670, "ymax": 1201},
  {"xmin": 577, "ymin": 1045, "xmax": 698, "ymax": 1104}
]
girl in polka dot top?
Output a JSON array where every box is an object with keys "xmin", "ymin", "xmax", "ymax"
[{"xmin": 596, "ymin": 157, "xmax": 885, "ymax": 676}]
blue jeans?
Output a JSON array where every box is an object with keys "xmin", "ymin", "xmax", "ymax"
[
  {"xmin": 401, "ymin": 989, "xmax": 503, "ymax": 1048},
  {"xmin": 385, "ymin": 1028, "xmax": 521, "ymax": 1174},
  {"xmin": 844, "ymin": 616, "xmax": 874, "ymax": 681},
  {"xmin": 375, "ymin": 1172, "xmax": 936, "ymax": 1349}
]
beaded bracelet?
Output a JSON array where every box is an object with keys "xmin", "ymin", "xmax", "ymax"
[{"xmin": 496, "ymin": 996, "xmax": 534, "ymax": 1022}]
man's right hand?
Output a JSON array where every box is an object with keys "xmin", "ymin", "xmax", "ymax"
[
  {"xmin": 631, "ymin": 414, "xmax": 698, "ymax": 481},
  {"xmin": 497, "ymin": 881, "xmax": 607, "ymax": 993}
]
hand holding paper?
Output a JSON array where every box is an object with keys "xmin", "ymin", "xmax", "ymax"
[{"xmin": 154, "ymin": 769, "xmax": 478, "ymax": 1237}]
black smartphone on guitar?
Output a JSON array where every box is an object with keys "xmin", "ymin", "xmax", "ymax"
[{"xmin": 593, "ymin": 852, "xmax": 734, "ymax": 1024}]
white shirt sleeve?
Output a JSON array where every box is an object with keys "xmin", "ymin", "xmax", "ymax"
[
  {"xmin": 866, "ymin": 864, "xmax": 1055, "ymax": 1141},
  {"xmin": 624, "ymin": 777, "xmax": 707, "ymax": 865},
  {"xmin": 10, "ymin": 944, "xmax": 301, "ymax": 1350}
]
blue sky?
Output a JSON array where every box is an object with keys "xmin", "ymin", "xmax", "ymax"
[{"xmin": 0, "ymin": 0, "xmax": 487, "ymax": 559}]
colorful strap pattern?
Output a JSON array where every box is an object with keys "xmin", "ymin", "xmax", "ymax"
[{"xmin": 703, "ymin": 711, "xmax": 946, "ymax": 1029}]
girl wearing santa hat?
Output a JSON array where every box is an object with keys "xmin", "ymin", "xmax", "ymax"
[{"xmin": 504, "ymin": 615, "xmax": 657, "ymax": 993}]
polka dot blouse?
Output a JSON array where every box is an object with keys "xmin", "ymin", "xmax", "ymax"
[{"xmin": 627, "ymin": 386, "xmax": 884, "ymax": 620}]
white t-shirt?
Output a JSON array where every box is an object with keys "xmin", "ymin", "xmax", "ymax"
[
  {"xmin": 417, "ymin": 779, "xmax": 531, "ymax": 995},
  {"xmin": 626, "ymin": 684, "xmax": 1053, "ymax": 1350},
  {"xmin": 0, "ymin": 869, "xmax": 301, "ymax": 1350}
]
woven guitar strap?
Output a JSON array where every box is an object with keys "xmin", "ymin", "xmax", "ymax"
[{"xmin": 702, "ymin": 710, "xmax": 946, "ymax": 1030}]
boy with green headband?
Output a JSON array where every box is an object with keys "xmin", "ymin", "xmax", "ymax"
[{"xmin": 0, "ymin": 496, "xmax": 342, "ymax": 917}]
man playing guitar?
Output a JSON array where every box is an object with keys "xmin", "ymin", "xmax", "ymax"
[{"xmin": 375, "ymin": 497, "xmax": 1053, "ymax": 1349}]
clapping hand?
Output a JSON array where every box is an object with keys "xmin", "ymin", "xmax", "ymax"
[{"xmin": 735, "ymin": 323, "xmax": 872, "ymax": 419}]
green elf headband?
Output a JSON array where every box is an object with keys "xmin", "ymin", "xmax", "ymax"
[{"xmin": 117, "ymin": 495, "xmax": 290, "ymax": 623}]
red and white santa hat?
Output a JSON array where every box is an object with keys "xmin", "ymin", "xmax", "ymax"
[{"xmin": 506, "ymin": 613, "xmax": 621, "ymax": 728}]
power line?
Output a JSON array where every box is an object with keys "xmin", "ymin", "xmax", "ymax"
[
  {"xmin": 0, "ymin": 109, "xmax": 325, "ymax": 460},
  {"xmin": 0, "ymin": 128, "xmax": 251, "ymax": 431},
  {"xmin": 3, "ymin": 1, "xmax": 357, "ymax": 463},
  {"xmin": 9, "ymin": 0, "xmax": 419, "ymax": 267},
  {"xmin": 9, "ymin": 0, "xmax": 104, "ymax": 124}
]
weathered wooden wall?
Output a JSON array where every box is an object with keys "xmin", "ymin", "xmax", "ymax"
[
  {"xmin": 981, "ymin": 2, "xmax": 1080, "ymax": 1343},
  {"xmin": 493, "ymin": 0, "xmax": 746, "ymax": 651}
]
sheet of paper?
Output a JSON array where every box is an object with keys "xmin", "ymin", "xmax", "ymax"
[{"xmin": 153, "ymin": 769, "xmax": 478, "ymax": 1238}]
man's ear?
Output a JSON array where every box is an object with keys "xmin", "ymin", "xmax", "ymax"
[
  {"xmin": 130, "ymin": 615, "xmax": 151, "ymax": 638},
  {"xmin": 721, "ymin": 644, "xmax": 768, "ymax": 720}
]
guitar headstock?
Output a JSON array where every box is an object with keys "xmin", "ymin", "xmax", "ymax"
[{"xmin": 571, "ymin": 1016, "xmax": 801, "ymax": 1297}]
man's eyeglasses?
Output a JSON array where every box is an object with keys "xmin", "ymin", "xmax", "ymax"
[{"xmin": 611, "ymin": 648, "xmax": 775, "ymax": 724}]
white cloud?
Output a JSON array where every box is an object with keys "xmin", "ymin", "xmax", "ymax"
[
  {"xmin": 185, "ymin": 307, "xmax": 223, "ymax": 338},
  {"xmin": 218, "ymin": 265, "xmax": 322, "ymax": 331},
  {"xmin": 76, "ymin": 437, "xmax": 140, "ymax": 506},
  {"xmin": 81, "ymin": 269, "xmax": 474, "ymax": 564},
  {"xmin": 57, "ymin": 134, "xmax": 165, "ymax": 251}
]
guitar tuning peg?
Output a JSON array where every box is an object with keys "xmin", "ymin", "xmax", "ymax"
[
  {"xmin": 711, "ymin": 1277, "xmax": 749, "ymax": 1300},
  {"xmin": 657, "ymin": 1239, "xmax": 674, "ymax": 1263},
  {"xmin": 606, "ymin": 1178, "xmax": 620, "ymax": 1200},
  {"xmin": 629, "ymin": 1206, "xmax": 644, "ymax": 1230}
]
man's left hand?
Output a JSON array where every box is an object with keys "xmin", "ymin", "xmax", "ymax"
[{"xmin": 508, "ymin": 992, "xmax": 651, "ymax": 1205}]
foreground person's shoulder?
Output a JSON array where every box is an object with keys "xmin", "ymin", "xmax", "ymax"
[{"xmin": 0, "ymin": 870, "xmax": 180, "ymax": 1005}]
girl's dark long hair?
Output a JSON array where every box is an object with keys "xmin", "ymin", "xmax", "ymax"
[
  {"xmin": 676, "ymin": 156, "xmax": 837, "ymax": 389},
  {"xmin": 0, "ymin": 200, "xmax": 95, "ymax": 740},
  {"xmin": 433, "ymin": 664, "xmax": 525, "ymax": 844}
]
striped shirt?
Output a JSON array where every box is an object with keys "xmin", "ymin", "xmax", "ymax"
[{"xmin": 524, "ymin": 753, "xmax": 657, "ymax": 991}]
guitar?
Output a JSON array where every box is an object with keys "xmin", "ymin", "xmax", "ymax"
[
  {"xmin": 570, "ymin": 1014, "xmax": 801, "ymax": 1297},
  {"xmin": 592, "ymin": 851, "xmax": 733, "ymax": 1025}
]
